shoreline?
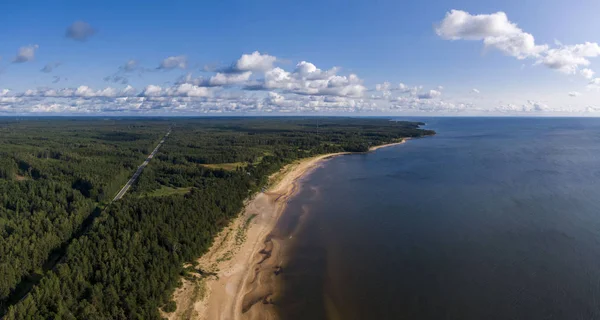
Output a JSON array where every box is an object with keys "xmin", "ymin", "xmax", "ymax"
[
  {"xmin": 165, "ymin": 139, "xmax": 410, "ymax": 320},
  {"xmin": 368, "ymin": 137, "xmax": 409, "ymax": 151}
]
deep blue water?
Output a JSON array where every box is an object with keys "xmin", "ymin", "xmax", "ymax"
[{"xmin": 276, "ymin": 118, "xmax": 600, "ymax": 320}]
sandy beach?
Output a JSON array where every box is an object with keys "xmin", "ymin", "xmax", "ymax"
[
  {"xmin": 368, "ymin": 138, "xmax": 409, "ymax": 151},
  {"xmin": 164, "ymin": 139, "xmax": 408, "ymax": 320}
]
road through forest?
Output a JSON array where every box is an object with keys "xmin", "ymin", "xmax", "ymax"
[{"xmin": 0, "ymin": 128, "xmax": 171, "ymax": 318}]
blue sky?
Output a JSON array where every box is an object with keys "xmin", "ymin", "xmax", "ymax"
[{"xmin": 2, "ymin": 0, "xmax": 600, "ymax": 115}]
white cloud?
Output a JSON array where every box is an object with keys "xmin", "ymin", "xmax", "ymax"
[
  {"xmin": 436, "ymin": 10, "xmax": 546, "ymax": 59},
  {"xmin": 568, "ymin": 91, "xmax": 581, "ymax": 97},
  {"xmin": 294, "ymin": 61, "xmax": 338, "ymax": 79},
  {"xmin": 14, "ymin": 45, "xmax": 39, "ymax": 63},
  {"xmin": 255, "ymin": 61, "xmax": 366, "ymax": 98},
  {"xmin": 581, "ymin": 68, "xmax": 595, "ymax": 79},
  {"xmin": 436, "ymin": 10, "xmax": 520, "ymax": 40},
  {"xmin": 496, "ymin": 100, "xmax": 549, "ymax": 112},
  {"xmin": 376, "ymin": 82, "xmax": 391, "ymax": 92},
  {"xmin": 538, "ymin": 42, "xmax": 600, "ymax": 74},
  {"xmin": 122, "ymin": 85, "xmax": 136, "ymax": 96},
  {"xmin": 165, "ymin": 84, "xmax": 211, "ymax": 97},
  {"xmin": 472, "ymin": 88, "xmax": 480, "ymax": 93},
  {"xmin": 66, "ymin": 21, "xmax": 96, "ymax": 41},
  {"xmin": 417, "ymin": 89, "xmax": 442, "ymax": 99},
  {"xmin": 158, "ymin": 56, "xmax": 187, "ymax": 70},
  {"xmin": 15, "ymin": 85, "xmax": 136, "ymax": 99},
  {"xmin": 75, "ymin": 86, "xmax": 98, "ymax": 97},
  {"xmin": 177, "ymin": 70, "xmax": 253, "ymax": 88},
  {"xmin": 209, "ymin": 71, "xmax": 252, "ymax": 86},
  {"xmin": 141, "ymin": 85, "xmax": 163, "ymax": 97},
  {"xmin": 436, "ymin": 10, "xmax": 600, "ymax": 79},
  {"xmin": 234, "ymin": 51, "xmax": 276, "ymax": 72},
  {"xmin": 389, "ymin": 95, "xmax": 471, "ymax": 113}
]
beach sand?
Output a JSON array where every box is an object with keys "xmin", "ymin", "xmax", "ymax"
[
  {"xmin": 368, "ymin": 137, "xmax": 409, "ymax": 151},
  {"xmin": 164, "ymin": 139, "xmax": 408, "ymax": 320}
]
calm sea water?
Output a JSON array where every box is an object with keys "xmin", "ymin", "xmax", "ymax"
[{"xmin": 275, "ymin": 118, "xmax": 600, "ymax": 320}]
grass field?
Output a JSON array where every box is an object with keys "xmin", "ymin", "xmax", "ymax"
[
  {"xmin": 201, "ymin": 162, "xmax": 247, "ymax": 171},
  {"xmin": 143, "ymin": 186, "xmax": 192, "ymax": 197}
]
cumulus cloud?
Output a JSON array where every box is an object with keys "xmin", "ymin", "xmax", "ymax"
[
  {"xmin": 208, "ymin": 71, "xmax": 252, "ymax": 86},
  {"xmin": 41, "ymin": 62, "xmax": 61, "ymax": 73},
  {"xmin": 65, "ymin": 21, "xmax": 96, "ymax": 41},
  {"xmin": 538, "ymin": 42, "xmax": 600, "ymax": 74},
  {"xmin": 581, "ymin": 68, "xmax": 595, "ymax": 79},
  {"xmin": 251, "ymin": 61, "xmax": 366, "ymax": 98},
  {"xmin": 436, "ymin": 10, "xmax": 600, "ymax": 79},
  {"xmin": 137, "ymin": 83, "xmax": 211, "ymax": 98},
  {"xmin": 165, "ymin": 84, "xmax": 211, "ymax": 97},
  {"xmin": 176, "ymin": 71, "xmax": 253, "ymax": 88},
  {"xmin": 233, "ymin": 51, "xmax": 276, "ymax": 72},
  {"xmin": 141, "ymin": 85, "xmax": 163, "ymax": 97},
  {"xmin": 293, "ymin": 61, "xmax": 338, "ymax": 79},
  {"xmin": 374, "ymin": 82, "xmax": 439, "ymax": 100},
  {"xmin": 14, "ymin": 85, "xmax": 136, "ymax": 99},
  {"xmin": 120, "ymin": 59, "xmax": 139, "ymax": 72},
  {"xmin": 158, "ymin": 55, "xmax": 187, "ymax": 70},
  {"xmin": 119, "ymin": 53, "xmax": 366, "ymax": 106},
  {"xmin": 436, "ymin": 10, "xmax": 547, "ymax": 59},
  {"xmin": 13, "ymin": 45, "xmax": 39, "ymax": 63},
  {"xmin": 568, "ymin": 91, "xmax": 581, "ymax": 97},
  {"xmin": 375, "ymin": 82, "xmax": 391, "ymax": 92},
  {"xmin": 496, "ymin": 100, "xmax": 549, "ymax": 112},
  {"xmin": 417, "ymin": 89, "xmax": 442, "ymax": 99},
  {"xmin": 389, "ymin": 95, "xmax": 472, "ymax": 113}
]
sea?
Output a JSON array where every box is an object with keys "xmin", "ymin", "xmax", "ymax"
[{"xmin": 273, "ymin": 117, "xmax": 600, "ymax": 320}]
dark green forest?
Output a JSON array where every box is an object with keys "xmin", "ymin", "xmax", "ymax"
[{"xmin": 1, "ymin": 117, "xmax": 433, "ymax": 319}]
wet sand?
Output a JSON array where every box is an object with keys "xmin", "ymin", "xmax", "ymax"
[{"xmin": 165, "ymin": 140, "xmax": 407, "ymax": 320}]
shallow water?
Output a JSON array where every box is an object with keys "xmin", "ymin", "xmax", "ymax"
[{"xmin": 275, "ymin": 117, "xmax": 600, "ymax": 320}]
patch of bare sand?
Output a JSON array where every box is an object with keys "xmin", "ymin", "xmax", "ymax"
[{"xmin": 368, "ymin": 137, "xmax": 409, "ymax": 151}]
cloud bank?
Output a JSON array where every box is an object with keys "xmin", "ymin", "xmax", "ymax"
[{"xmin": 2, "ymin": 50, "xmax": 465, "ymax": 114}]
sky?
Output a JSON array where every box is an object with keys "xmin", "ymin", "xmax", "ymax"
[{"xmin": 2, "ymin": 0, "xmax": 600, "ymax": 115}]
